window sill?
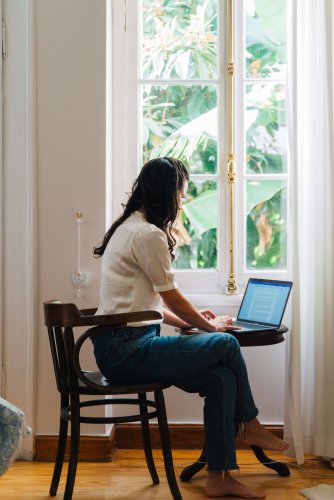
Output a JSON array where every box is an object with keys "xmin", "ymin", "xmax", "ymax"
[{"xmin": 184, "ymin": 292, "xmax": 244, "ymax": 309}]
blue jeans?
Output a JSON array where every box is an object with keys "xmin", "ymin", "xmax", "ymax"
[{"xmin": 92, "ymin": 324, "xmax": 258, "ymax": 471}]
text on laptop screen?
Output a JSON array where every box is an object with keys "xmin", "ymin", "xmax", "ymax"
[{"xmin": 238, "ymin": 279, "xmax": 291, "ymax": 326}]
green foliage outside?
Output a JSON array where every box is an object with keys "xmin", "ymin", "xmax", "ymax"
[
  {"xmin": 176, "ymin": 181, "xmax": 217, "ymax": 269},
  {"xmin": 142, "ymin": 84, "xmax": 217, "ymax": 174},
  {"xmin": 246, "ymin": 181, "xmax": 287, "ymax": 269},
  {"xmin": 246, "ymin": 83, "xmax": 287, "ymax": 174},
  {"xmin": 140, "ymin": 0, "xmax": 287, "ymax": 270},
  {"xmin": 142, "ymin": 0, "xmax": 218, "ymax": 80}
]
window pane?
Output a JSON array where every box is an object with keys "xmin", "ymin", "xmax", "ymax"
[
  {"xmin": 245, "ymin": 83, "xmax": 287, "ymax": 174},
  {"xmin": 174, "ymin": 180, "xmax": 217, "ymax": 270},
  {"xmin": 245, "ymin": 0, "xmax": 287, "ymax": 79},
  {"xmin": 141, "ymin": 0, "xmax": 218, "ymax": 79},
  {"xmin": 142, "ymin": 84, "xmax": 217, "ymax": 174},
  {"xmin": 246, "ymin": 180, "xmax": 287, "ymax": 270}
]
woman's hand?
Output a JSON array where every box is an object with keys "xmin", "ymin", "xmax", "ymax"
[
  {"xmin": 160, "ymin": 288, "xmax": 240, "ymax": 333},
  {"xmin": 200, "ymin": 309, "xmax": 216, "ymax": 321},
  {"xmin": 210, "ymin": 315, "xmax": 241, "ymax": 332}
]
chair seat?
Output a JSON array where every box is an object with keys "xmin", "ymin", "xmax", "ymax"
[{"xmin": 79, "ymin": 370, "xmax": 172, "ymax": 395}]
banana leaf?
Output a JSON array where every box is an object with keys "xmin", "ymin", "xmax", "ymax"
[
  {"xmin": 183, "ymin": 182, "xmax": 283, "ymax": 236},
  {"xmin": 250, "ymin": 0, "xmax": 286, "ymax": 46},
  {"xmin": 182, "ymin": 190, "xmax": 217, "ymax": 236},
  {"xmin": 246, "ymin": 181, "xmax": 284, "ymax": 213}
]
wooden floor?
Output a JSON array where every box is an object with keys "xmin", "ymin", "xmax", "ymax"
[{"xmin": 1, "ymin": 449, "xmax": 334, "ymax": 499}]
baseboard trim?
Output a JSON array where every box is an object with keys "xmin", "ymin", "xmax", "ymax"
[
  {"xmin": 114, "ymin": 423, "xmax": 283, "ymax": 450},
  {"xmin": 35, "ymin": 427, "xmax": 117, "ymax": 462},
  {"xmin": 116, "ymin": 423, "xmax": 205, "ymax": 450},
  {"xmin": 35, "ymin": 424, "xmax": 283, "ymax": 462}
]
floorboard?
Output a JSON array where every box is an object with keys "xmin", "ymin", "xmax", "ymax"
[{"xmin": 1, "ymin": 450, "xmax": 334, "ymax": 499}]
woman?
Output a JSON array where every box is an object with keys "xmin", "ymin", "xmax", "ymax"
[{"xmin": 93, "ymin": 157, "xmax": 288, "ymax": 499}]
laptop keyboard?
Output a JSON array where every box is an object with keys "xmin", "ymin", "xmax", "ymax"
[{"xmin": 233, "ymin": 321, "xmax": 273, "ymax": 330}]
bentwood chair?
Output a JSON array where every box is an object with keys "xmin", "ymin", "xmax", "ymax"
[{"xmin": 43, "ymin": 301, "xmax": 182, "ymax": 500}]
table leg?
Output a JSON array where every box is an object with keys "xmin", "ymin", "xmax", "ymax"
[
  {"xmin": 251, "ymin": 446, "xmax": 290, "ymax": 476},
  {"xmin": 180, "ymin": 445, "xmax": 290, "ymax": 481},
  {"xmin": 180, "ymin": 446, "xmax": 207, "ymax": 482}
]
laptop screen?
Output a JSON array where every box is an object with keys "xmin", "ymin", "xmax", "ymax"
[{"xmin": 237, "ymin": 279, "xmax": 293, "ymax": 327}]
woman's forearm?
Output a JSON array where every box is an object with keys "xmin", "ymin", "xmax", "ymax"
[
  {"xmin": 162, "ymin": 308, "xmax": 191, "ymax": 328},
  {"xmin": 160, "ymin": 289, "xmax": 217, "ymax": 332}
]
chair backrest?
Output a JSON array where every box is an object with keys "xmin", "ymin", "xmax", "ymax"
[
  {"xmin": 44, "ymin": 302, "xmax": 101, "ymax": 395},
  {"xmin": 43, "ymin": 301, "xmax": 162, "ymax": 394},
  {"xmin": 43, "ymin": 303, "xmax": 80, "ymax": 395}
]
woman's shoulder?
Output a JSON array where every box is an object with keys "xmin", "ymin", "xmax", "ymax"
[
  {"xmin": 126, "ymin": 213, "xmax": 168, "ymax": 252},
  {"xmin": 130, "ymin": 211, "xmax": 165, "ymax": 237}
]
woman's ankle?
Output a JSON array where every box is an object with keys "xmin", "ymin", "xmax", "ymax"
[{"xmin": 207, "ymin": 470, "xmax": 223, "ymax": 480}]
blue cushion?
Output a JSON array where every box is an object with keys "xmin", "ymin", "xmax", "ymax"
[{"xmin": 0, "ymin": 398, "xmax": 31, "ymax": 476}]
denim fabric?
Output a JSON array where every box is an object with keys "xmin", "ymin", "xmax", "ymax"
[{"xmin": 92, "ymin": 325, "xmax": 258, "ymax": 471}]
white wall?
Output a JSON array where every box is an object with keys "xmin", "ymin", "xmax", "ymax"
[
  {"xmin": 35, "ymin": 0, "xmax": 106, "ymax": 433},
  {"xmin": 2, "ymin": 0, "xmax": 286, "ymax": 449}
]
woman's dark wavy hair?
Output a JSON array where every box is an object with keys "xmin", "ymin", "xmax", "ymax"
[{"xmin": 94, "ymin": 157, "xmax": 189, "ymax": 259}]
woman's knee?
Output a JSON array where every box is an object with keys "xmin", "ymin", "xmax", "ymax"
[
  {"xmin": 226, "ymin": 333, "xmax": 240, "ymax": 347},
  {"xmin": 214, "ymin": 332, "xmax": 241, "ymax": 356}
]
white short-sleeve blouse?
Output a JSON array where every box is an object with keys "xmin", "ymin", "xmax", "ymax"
[{"xmin": 96, "ymin": 211, "xmax": 178, "ymax": 325}]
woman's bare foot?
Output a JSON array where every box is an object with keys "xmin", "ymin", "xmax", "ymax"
[
  {"xmin": 237, "ymin": 418, "xmax": 289, "ymax": 452},
  {"xmin": 205, "ymin": 471, "xmax": 265, "ymax": 498}
]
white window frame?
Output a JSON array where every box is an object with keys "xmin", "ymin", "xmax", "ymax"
[{"xmin": 109, "ymin": 0, "xmax": 291, "ymax": 298}]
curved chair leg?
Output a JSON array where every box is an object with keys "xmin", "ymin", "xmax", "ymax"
[
  {"xmin": 138, "ymin": 392, "xmax": 159, "ymax": 485},
  {"xmin": 251, "ymin": 446, "xmax": 290, "ymax": 477},
  {"xmin": 180, "ymin": 445, "xmax": 207, "ymax": 482},
  {"xmin": 155, "ymin": 390, "xmax": 183, "ymax": 500},
  {"xmin": 63, "ymin": 405, "xmax": 80, "ymax": 500},
  {"xmin": 50, "ymin": 400, "xmax": 69, "ymax": 496}
]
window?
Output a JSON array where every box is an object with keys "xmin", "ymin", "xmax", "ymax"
[{"xmin": 109, "ymin": 0, "xmax": 289, "ymax": 294}]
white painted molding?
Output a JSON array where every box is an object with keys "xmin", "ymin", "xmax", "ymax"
[
  {"xmin": 20, "ymin": 0, "xmax": 37, "ymax": 460},
  {"xmin": 2, "ymin": 0, "xmax": 37, "ymax": 459},
  {"xmin": 0, "ymin": 0, "xmax": 3, "ymax": 398},
  {"xmin": 106, "ymin": 0, "xmax": 112, "ymax": 229}
]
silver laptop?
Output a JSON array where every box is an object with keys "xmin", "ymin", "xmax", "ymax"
[{"xmin": 232, "ymin": 278, "xmax": 293, "ymax": 332}]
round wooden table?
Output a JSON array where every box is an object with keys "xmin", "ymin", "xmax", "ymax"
[{"xmin": 179, "ymin": 326, "xmax": 290, "ymax": 482}]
